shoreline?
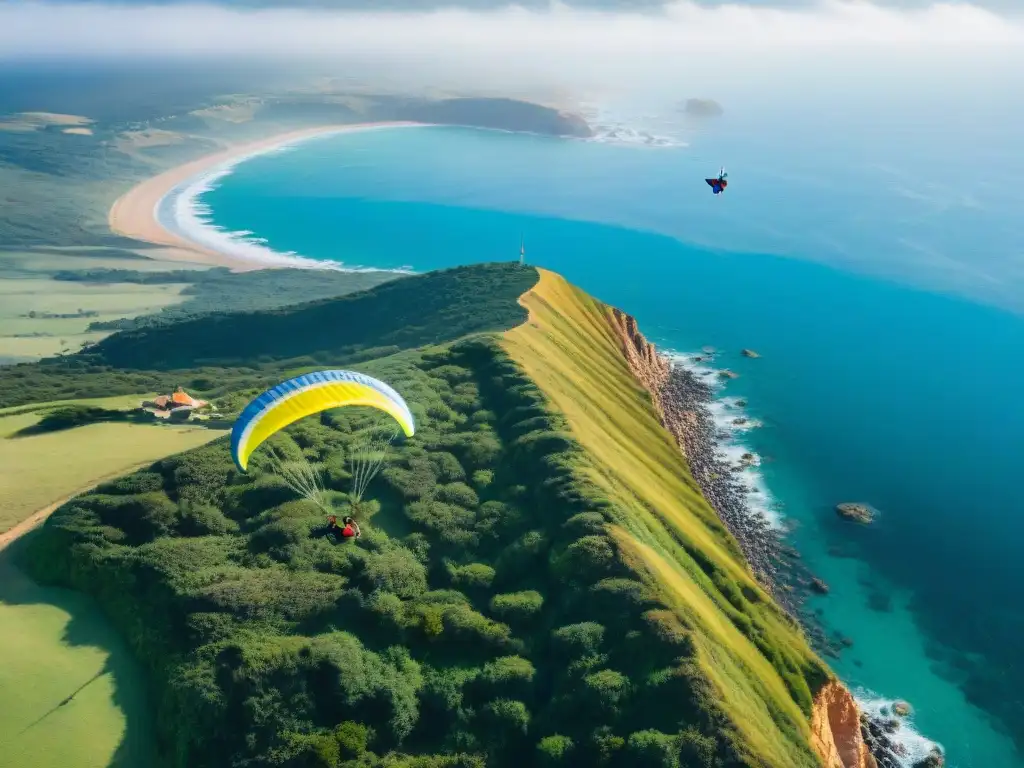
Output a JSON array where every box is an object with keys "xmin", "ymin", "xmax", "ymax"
[
  {"xmin": 107, "ymin": 121, "xmax": 423, "ymax": 271},
  {"xmin": 653, "ymin": 351, "xmax": 943, "ymax": 768}
]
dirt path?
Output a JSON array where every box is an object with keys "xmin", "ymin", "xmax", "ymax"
[{"xmin": 0, "ymin": 463, "xmax": 149, "ymax": 552}]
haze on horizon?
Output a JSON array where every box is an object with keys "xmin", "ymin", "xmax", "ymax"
[
  {"xmin": 2, "ymin": 0, "xmax": 1022, "ymax": 311},
  {"xmin": 2, "ymin": 0, "xmax": 1023, "ymax": 103}
]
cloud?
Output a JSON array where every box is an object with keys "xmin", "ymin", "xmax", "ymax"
[{"xmin": 2, "ymin": 1, "xmax": 1022, "ymax": 97}]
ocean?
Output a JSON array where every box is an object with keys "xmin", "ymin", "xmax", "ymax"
[{"xmin": 165, "ymin": 121, "xmax": 1024, "ymax": 767}]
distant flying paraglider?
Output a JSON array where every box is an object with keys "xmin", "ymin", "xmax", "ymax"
[
  {"xmin": 705, "ymin": 167, "xmax": 728, "ymax": 195},
  {"xmin": 230, "ymin": 370, "xmax": 416, "ymax": 509}
]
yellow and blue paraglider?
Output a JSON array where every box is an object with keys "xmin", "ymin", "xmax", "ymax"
[{"xmin": 231, "ymin": 369, "xmax": 415, "ymax": 472}]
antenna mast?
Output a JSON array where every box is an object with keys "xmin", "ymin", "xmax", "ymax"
[{"xmin": 519, "ymin": 234, "xmax": 525, "ymax": 266}]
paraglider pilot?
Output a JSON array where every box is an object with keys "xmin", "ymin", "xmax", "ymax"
[
  {"xmin": 705, "ymin": 167, "xmax": 728, "ymax": 195},
  {"xmin": 327, "ymin": 514, "xmax": 361, "ymax": 540}
]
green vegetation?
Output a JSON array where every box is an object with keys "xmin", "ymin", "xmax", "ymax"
[
  {"xmin": 0, "ymin": 264, "xmax": 536, "ymax": 409},
  {"xmin": 22, "ymin": 264, "xmax": 832, "ymax": 768},
  {"xmin": 0, "ymin": 273, "xmax": 191, "ymax": 362},
  {"xmin": 52, "ymin": 267, "xmax": 397, "ymax": 332},
  {"xmin": 0, "ymin": 397, "xmax": 222, "ymax": 534},
  {"xmin": 0, "ymin": 537, "xmax": 155, "ymax": 768},
  {"xmin": 502, "ymin": 271, "xmax": 828, "ymax": 766}
]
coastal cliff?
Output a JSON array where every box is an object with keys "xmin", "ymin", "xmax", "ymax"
[
  {"xmin": 384, "ymin": 96, "xmax": 594, "ymax": 138},
  {"xmin": 19, "ymin": 264, "xmax": 879, "ymax": 767},
  {"xmin": 609, "ymin": 307, "xmax": 670, "ymax": 405},
  {"xmin": 609, "ymin": 305, "xmax": 875, "ymax": 768},
  {"xmin": 810, "ymin": 682, "xmax": 874, "ymax": 768}
]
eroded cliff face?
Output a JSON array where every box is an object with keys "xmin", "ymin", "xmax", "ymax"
[
  {"xmin": 609, "ymin": 307, "xmax": 670, "ymax": 405},
  {"xmin": 811, "ymin": 680, "xmax": 875, "ymax": 768},
  {"xmin": 608, "ymin": 309, "xmax": 875, "ymax": 768}
]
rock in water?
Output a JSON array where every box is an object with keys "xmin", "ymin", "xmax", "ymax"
[
  {"xmin": 741, "ymin": 348, "xmax": 761, "ymax": 358},
  {"xmin": 718, "ymin": 369, "xmax": 739, "ymax": 379},
  {"xmin": 810, "ymin": 578, "xmax": 830, "ymax": 595},
  {"xmin": 912, "ymin": 748, "xmax": 945, "ymax": 768},
  {"xmin": 892, "ymin": 701, "xmax": 912, "ymax": 717},
  {"xmin": 836, "ymin": 503, "xmax": 874, "ymax": 524}
]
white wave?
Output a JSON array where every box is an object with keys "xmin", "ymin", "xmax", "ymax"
[
  {"xmin": 157, "ymin": 124, "xmax": 423, "ymax": 273},
  {"xmin": 855, "ymin": 690, "xmax": 947, "ymax": 767},
  {"xmin": 662, "ymin": 347, "xmax": 784, "ymax": 528},
  {"xmin": 588, "ymin": 122, "xmax": 686, "ymax": 149}
]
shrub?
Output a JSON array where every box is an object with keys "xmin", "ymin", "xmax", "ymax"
[
  {"xmin": 447, "ymin": 562, "xmax": 496, "ymax": 590},
  {"xmin": 436, "ymin": 482, "xmax": 480, "ymax": 509},
  {"xmin": 362, "ymin": 548, "xmax": 428, "ymax": 599},
  {"xmin": 536, "ymin": 735, "xmax": 574, "ymax": 765},
  {"xmin": 489, "ymin": 591, "xmax": 544, "ymax": 623},
  {"xmin": 561, "ymin": 512, "xmax": 606, "ymax": 537},
  {"xmin": 626, "ymin": 730, "xmax": 680, "ymax": 768},
  {"xmin": 583, "ymin": 669, "xmax": 631, "ymax": 716},
  {"xmin": 405, "ymin": 501, "xmax": 475, "ymax": 532},
  {"xmin": 98, "ymin": 470, "xmax": 164, "ymax": 495},
  {"xmin": 429, "ymin": 452, "xmax": 466, "ymax": 482},
  {"xmin": 178, "ymin": 502, "xmax": 238, "ymax": 536},
  {"xmin": 31, "ymin": 404, "xmax": 122, "ymax": 432},
  {"xmin": 551, "ymin": 622, "xmax": 605, "ymax": 658},
  {"xmin": 479, "ymin": 699, "xmax": 530, "ymax": 743},
  {"xmin": 441, "ymin": 604, "xmax": 515, "ymax": 652},
  {"xmin": 478, "ymin": 656, "xmax": 536, "ymax": 699},
  {"xmin": 678, "ymin": 727, "xmax": 718, "ymax": 767},
  {"xmin": 470, "ymin": 470, "xmax": 493, "ymax": 489}
]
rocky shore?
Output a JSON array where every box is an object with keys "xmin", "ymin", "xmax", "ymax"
[
  {"xmin": 655, "ymin": 355, "xmax": 854, "ymax": 652},
  {"xmin": 655, "ymin": 357, "xmax": 804, "ymax": 602},
  {"xmin": 647, "ymin": 348, "xmax": 945, "ymax": 768}
]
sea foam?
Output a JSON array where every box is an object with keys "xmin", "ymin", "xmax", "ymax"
[
  {"xmin": 158, "ymin": 126, "xmax": 421, "ymax": 272},
  {"xmin": 662, "ymin": 347, "xmax": 784, "ymax": 528},
  {"xmin": 856, "ymin": 689, "xmax": 948, "ymax": 767}
]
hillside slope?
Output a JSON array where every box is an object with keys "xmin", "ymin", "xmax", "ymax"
[
  {"xmin": 0, "ymin": 263, "xmax": 536, "ymax": 408},
  {"xmin": 502, "ymin": 270, "xmax": 860, "ymax": 767},
  {"xmin": 22, "ymin": 264, "xmax": 862, "ymax": 768}
]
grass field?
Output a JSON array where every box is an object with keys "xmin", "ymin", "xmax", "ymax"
[
  {"xmin": 0, "ymin": 388, "xmax": 221, "ymax": 767},
  {"xmin": 0, "ymin": 400, "xmax": 225, "ymax": 534},
  {"xmin": 0, "ymin": 537, "xmax": 155, "ymax": 768},
  {"xmin": 0, "ymin": 249, "xmax": 209, "ymax": 276},
  {"xmin": 0, "ymin": 276, "xmax": 191, "ymax": 360},
  {"xmin": 502, "ymin": 269, "xmax": 825, "ymax": 767},
  {"xmin": 0, "ymin": 393, "xmax": 156, "ymax": 420}
]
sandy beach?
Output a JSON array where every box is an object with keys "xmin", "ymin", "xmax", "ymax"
[{"xmin": 108, "ymin": 121, "xmax": 420, "ymax": 271}]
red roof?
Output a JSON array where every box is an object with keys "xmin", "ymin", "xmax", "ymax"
[{"xmin": 171, "ymin": 390, "xmax": 195, "ymax": 406}]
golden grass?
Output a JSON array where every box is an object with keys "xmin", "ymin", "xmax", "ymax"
[
  {"xmin": 502, "ymin": 269, "xmax": 822, "ymax": 767},
  {"xmin": 0, "ymin": 410, "xmax": 223, "ymax": 534}
]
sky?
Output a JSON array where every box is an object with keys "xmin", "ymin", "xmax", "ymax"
[{"xmin": 2, "ymin": 1, "xmax": 1022, "ymax": 104}]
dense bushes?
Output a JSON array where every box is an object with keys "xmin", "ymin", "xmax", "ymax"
[
  {"xmin": 25, "ymin": 333, "xmax": 818, "ymax": 768},
  {"xmin": 0, "ymin": 263, "xmax": 537, "ymax": 409}
]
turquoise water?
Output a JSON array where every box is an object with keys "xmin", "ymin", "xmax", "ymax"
[{"xmin": 188, "ymin": 125, "xmax": 1024, "ymax": 767}]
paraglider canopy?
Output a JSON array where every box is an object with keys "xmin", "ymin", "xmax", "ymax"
[
  {"xmin": 705, "ymin": 167, "xmax": 728, "ymax": 195},
  {"xmin": 230, "ymin": 369, "xmax": 415, "ymax": 473}
]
